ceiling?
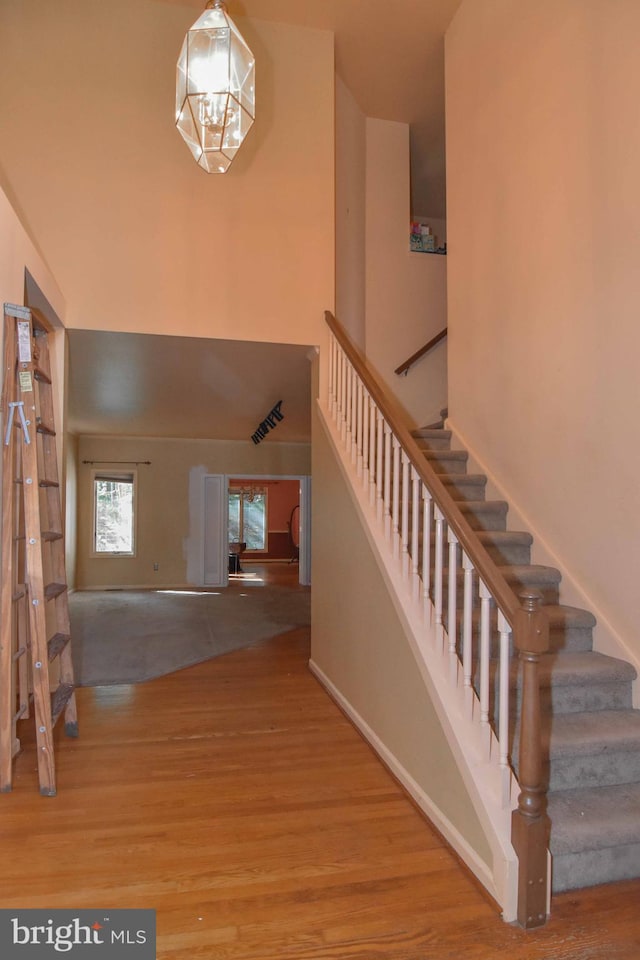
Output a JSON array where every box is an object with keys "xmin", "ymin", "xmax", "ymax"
[
  {"xmin": 67, "ymin": 1, "xmax": 462, "ymax": 442},
  {"xmin": 67, "ymin": 331, "xmax": 313, "ymax": 442}
]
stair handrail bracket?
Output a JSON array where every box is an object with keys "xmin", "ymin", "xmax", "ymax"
[{"xmin": 322, "ymin": 310, "xmax": 551, "ymax": 927}]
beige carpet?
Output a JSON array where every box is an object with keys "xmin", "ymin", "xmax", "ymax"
[{"xmin": 69, "ymin": 580, "xmax": 310, "ymax": 686}]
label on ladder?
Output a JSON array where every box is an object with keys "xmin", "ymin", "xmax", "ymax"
[
  {"xmin": 17, "ymin": 321, "xmax": 31, "ymax": 363},
  {"xmin": 18, "ymin": 372, "xmax": 33, "ymax": 393}
]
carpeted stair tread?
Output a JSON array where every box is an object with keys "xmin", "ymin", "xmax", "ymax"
[
  {"xmin": 439, "ymin": 474, "xmax": 488, "ymax": 500},
  {"xmin": 442, "ymin": 562, "xmax": 562, "ymax": 607},
  {"xmin": 410, "ymin": 413, "xmax": 640, "ymax": 894},
  {"xmin": 547, "ymin": 709, "xmax": 640, "ymax": 757},
  {"xmin": 543, "ymin": 604, "xmax": 596, "ymax": 653},
  {"xmin": 537, "ymin": 651, "xmax": 636, "ymax": 687},
  {"xmin": 455, "ymin": 602, "xmax": 594, "ymax": 654},
  {"xmin": 501, "ymin": 563, "xmax": 561, "ymax": 590},
  {"xmin": 424, "ymin": 450, "xmax": 468, "ymax": 474},
  {"xmin": 548, "ymin": 782, "xmax": 640, "ymax": 856},
  {"xmin": 512, "ymin": 709, "xmax": 640, "ymax": 791},
  {"xmin": 496, "ymin": 652, "xmax": 635, "ymax": 715},
  {"xmin": 411, "ymin": 428, "xmax": 452, "ymax": 451},
  {"xmin": 477, "ymin": 530, "xmax": 533, "ymax": 548},
  {"xmin": 475, "ymin": 530, "xmax": 532, "ymax": 565},
  {"xmin": 543, "ymin": 603, "xmax": 597, "ymax": 633},
  {"xmin": 412, "ymin": 427, "xmax": 452, "ymax": 441},
  {"xmin": 457, "ymin": 500, "xmax": 509, "ymax": 530}
]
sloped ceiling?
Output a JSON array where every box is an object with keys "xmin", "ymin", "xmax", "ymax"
[{"xmin": 67, "ymin": 330, "xmax": 313, "ymax": 442}]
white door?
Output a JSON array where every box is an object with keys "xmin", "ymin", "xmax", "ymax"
[{"xmin": 203, "ymin": 475, "xmax": 227, "ymax": 586}]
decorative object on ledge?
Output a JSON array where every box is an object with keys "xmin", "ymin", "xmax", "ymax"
[
  {"xmin": 410, "ymin": 220, "xmax": 446, "ymax": 254},
  {"xmin": 176, "ymin": 0, "xmax": 255, "ymax": 173},
  {"xmin": 251, "ymin": 401, "xmax": 284, "ymax": 445}
]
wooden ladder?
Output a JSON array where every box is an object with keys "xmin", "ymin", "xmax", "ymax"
[{"xmin": 1, "ymin": 303, "xmax": 78, "ymax": 796}]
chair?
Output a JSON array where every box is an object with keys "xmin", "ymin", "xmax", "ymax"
[{"xmin": 228, "ymin": 541, "xmax": 246, "ymax": 574}]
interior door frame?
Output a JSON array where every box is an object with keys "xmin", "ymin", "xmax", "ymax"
[
  {"xmin": 204, "ymin": 473, "xmax": 311, "ymax": 587},
  {"xmin": 202, "ymin": 473, "xmax": 229, "ymax": 587}
]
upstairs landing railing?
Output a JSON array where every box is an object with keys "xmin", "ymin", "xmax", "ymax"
[
  {"xmin": 324, "ymin": 311, "xmax": 551, "ymax": 929},
  {"xmin": 394, "ymin": 327, "xmax": 448, "ymax": 377}
]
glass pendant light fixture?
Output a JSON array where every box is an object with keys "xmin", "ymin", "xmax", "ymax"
[{"xmin": 176, "ymin": 0, "xmax": 255, "ymax": 173}]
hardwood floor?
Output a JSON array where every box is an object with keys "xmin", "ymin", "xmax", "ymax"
[{"xmin": 2, "ymin": 597, "xmax": 640, "ymax": 958}]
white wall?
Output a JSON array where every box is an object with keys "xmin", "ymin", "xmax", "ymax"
[
  {"xmin": 0, "ymin": 0, "xmax": 334, "ymax": 348},
  {"xmin": 76, "ymin": 434, "xmax": 311, "ymax": 589},
  {"xmin": 0, "ymin": 187, "xmax": 77, "ymax": 579},
  {"xmin": 446, "ymin": 0, "xmax": 640, "ymax": 658},
  {"xmin": 310, "ymin": 404, "xmax": 492, "ymax": 868},
  {"xmin": 335, "ymin": 77, "xmax": 366, "ymax": 349},
  {"xmin": 365, "ymin": 119, "xmax": 448, "ymax": 428}
]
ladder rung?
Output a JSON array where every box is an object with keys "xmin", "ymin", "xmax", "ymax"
[
  {"xmin": 12, "ymin": 587, "xmax": 26, "ymax": 601},
  {"xmin": 51, "ymin": 683, "xmax": 74, "ymax": 727},
  {"xmin": 36, "ymin": 422, "xmax": 56, "ymax": 437},
  {"xmin": 39, "ymin": 479, "xmax": 59, "ymax": 488},
  {"xmin": 12, "ymin": 645, "xmax": 28, "ymax": 663},
  {"xmin": 44, "ymin": 582, "xmax": 67, "ymax": 601},
  {"xmin": 33, "ymin": 365, "xmax": 52, "ymax": 384},
  {"xmin": 13, "ymin": 703, "xmax": 28, "ymax": 724},
  {"xmin": 48, "ymin": 632, "xmax": 70, "ymax": 661},
  {"xmin": 42, "ymin": 530, "xmax": 63, "ymax": 542}
]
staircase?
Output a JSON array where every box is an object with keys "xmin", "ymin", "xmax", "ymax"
[{"xmin": 413, "ymin": 425, "xmax": 640, "ymax": 893}]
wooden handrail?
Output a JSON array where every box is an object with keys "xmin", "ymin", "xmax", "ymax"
[
  {"xmin": 394, "ymin": 327, "xmax": 447, "ymax": 376},
  {"xmin": 324, "ymin": 310, "xmax": 550, "ymax": 928},
  {"xmin": 326, "ymin": 311, "xmax": 519, "ymax": 623}
]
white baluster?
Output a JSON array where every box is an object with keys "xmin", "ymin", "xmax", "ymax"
[
  {"xmin": 411, "ymin": 467, "xmax": 420, "ymax": 598},
  {"xmin": 462, "ymin": 551, "xmax": 474, "ymax": 717},
  {"xmin": 392, "ymin": 437, "xmax": 401, "ymax": 558},
  {"xmin": 350, "ymin": 366, "xmax": 358, "ymax": 463},
  {"xmin": 369, "ymin": 398, "xmax": 377, "ymax": 505},
  {"xmin": 401, "ymin": 451, "xmax": 410, "ymax": 578},
  {"xmin": 376, "ymin": 410, "xmax": 384, "ymax": 522},
  {"xmin": 340, "ymin": 349, "xmax": 347, "ymax": 441},
  {"xmin": 344, "ymin": 363, "xmax": 353, "ymax": 452},
  {"xmin": 328, "ymin": 334, "xmax": 334, "ymax": 413},
  {"xmin": 447, "ymin": 528, "xmax": 459, "ymax": 680},
  {"xmin": 479, "ymin": 578, "xmax": 492, "ymax": 756},
  {"xmin": 422, "ymin": 485, "xmax": 432, "ymax": 619},
  {"xmin": 334, "ymin": 344, "xmax": 340, "ymax": 423},
  {"xmin": 355, "ymin": 378, "xmax": 363, "ymax": 472},
  {"xmin": 497, "ymin": 609, "xmax": 512, "ymax": 807},
  {"xmin": 362, "ymin": 389, "xmax": 369, "ymax": 489},
  {"xmin": 383, "ymin": 422, "xmax": 392, "ymax": 540},
  {"xmin": 434, "ymin": 506, "xmax": 445, "ymax": 634}
]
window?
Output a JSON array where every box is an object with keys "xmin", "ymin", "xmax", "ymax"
[
  {"xmin": 228, "ymin": 488, "xmax": 267, "ymax": 551},
  {"xmin": 92, "ymin": 471, "xmax": 136, "ymax": 556}
]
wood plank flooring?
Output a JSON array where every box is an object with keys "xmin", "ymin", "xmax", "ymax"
[{"xmin": 2, "ymin": 569, "xmax": 640, "ymax": 958}]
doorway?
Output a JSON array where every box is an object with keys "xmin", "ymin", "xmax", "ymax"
[{"xmin": 203, "ymin": 474, "xmax": 311, "ymax": 588}]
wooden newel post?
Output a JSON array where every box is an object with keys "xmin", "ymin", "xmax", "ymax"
[{"xmin": 511, "ymin": 590, "xmax": 551, "ymax": 929}]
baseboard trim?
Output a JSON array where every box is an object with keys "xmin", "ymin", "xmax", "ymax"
[{"xmin": 308, "ymin": 657, "xmax": 496, "ymax": 903}]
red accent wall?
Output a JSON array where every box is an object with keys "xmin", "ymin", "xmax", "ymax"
[{"xmin": 229, "ymin": 478, "xmax": 300, "ymax": 560}]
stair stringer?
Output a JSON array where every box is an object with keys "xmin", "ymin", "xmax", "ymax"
[
  {"xmin": 446, "ymin": 416, "xmax": 640, "ymax": 708},
  {"xmin": 314, "ymin": 401, "xmax": 525, "ymax": 923}
]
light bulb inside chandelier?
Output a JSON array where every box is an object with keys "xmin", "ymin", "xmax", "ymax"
[{"xmin": 175, "ymin": 0, "xmax": 255, "ymax": 173}]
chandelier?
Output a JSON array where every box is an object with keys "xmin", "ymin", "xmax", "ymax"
[{"xmin": 176, "ymin": 0, "xmax": 255, "ymax": 173}]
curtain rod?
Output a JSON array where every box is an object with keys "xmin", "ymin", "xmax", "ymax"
[{"xmin": 82, "ymin": 460, "xmax": 152, "ymax": 465}]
